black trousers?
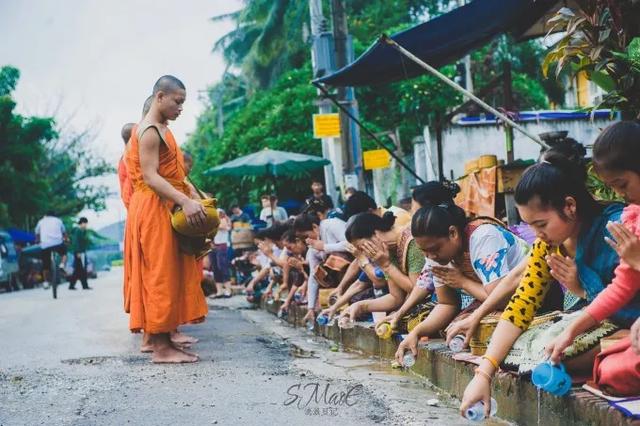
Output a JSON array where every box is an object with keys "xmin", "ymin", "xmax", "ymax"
[{"xmin": 69, "ymin": 253, "xmax": 89, "ymax": 289}]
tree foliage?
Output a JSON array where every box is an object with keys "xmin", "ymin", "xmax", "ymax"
[
  {"xmin": 543, "ymin": 1, "xmax": 640, "ymax": 118},
  {"xmin": 0, "ymin": 66, "xmax": 113, "ymax": 229},
  {"xmin": 192, "ymin": 1, "xmax": 562, "ymax": 207}
]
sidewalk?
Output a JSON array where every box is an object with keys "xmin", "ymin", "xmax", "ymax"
[{"xmin": 260, "ymin": 298, "xmax": 639, "ymax": 426}]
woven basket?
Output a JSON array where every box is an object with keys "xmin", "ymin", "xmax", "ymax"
[{"xmin": 470, "ymin": 314, "xmax": 500, "ymax": 356}]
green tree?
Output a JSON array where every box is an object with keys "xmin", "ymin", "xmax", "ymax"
[
  {"xmin": 543, "ymin": 1, "xmax": 640, "ymax": 118},
  {"xmin": 0, "ymin": 65, "xmax": 113, "ymax": 229},
  {"xmin": 189, "ymin": 65, "xmax": 321, "ymax": 209},
  {"xmin": 195, "ymin": 1, "xmax": 563, "ymax": 205},
  {"xmin": 212, "ymin": 0, "xmax": 310, "ymax": 90}
]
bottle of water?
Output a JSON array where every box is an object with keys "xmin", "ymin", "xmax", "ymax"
[
  {"xmin": 449, "ymin": 334, "xmax": 465, "ymax": 353},
  {"xmin": 338, "ymin": 316, "xmax": 355, "ymax": 329},
  {"xmin": 306, "ymin": 320, "xmax": 315, "ymax": 331},
  {"xmin": 277, "ymin": 309, "xmax": 287, "ymax": 319},
  {"xmin": 465, "ymin": 398, "xmax": 497, "ymax": 422},
  {"xmin": 267, "ymin": 297, "xmax": 274, "ymax": 305},
  {"xmin": 402, "ymin": 352, "xmax": 416, "ymax": 368},
  {"xmin": 316, "ymin": 314, "xmax": 329, "ymax": 326}
]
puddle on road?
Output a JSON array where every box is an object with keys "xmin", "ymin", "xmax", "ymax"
[{"xmin": 62, "ymin": 355, "xmax": 148, "ymax": 366}]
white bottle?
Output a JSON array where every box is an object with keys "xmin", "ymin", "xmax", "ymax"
[
  {"xmin": 338, "ymin": 316, "xmax": 355, "ymax": 329},
  {"xmin": 449, "ymin": 334, "xmax": 465, "ymax": 353},
  {"xmin": 402, "ymin": 352, "xmax": 416, "ymax": 368},
  {"xmin": 465, "ymin": 398, "xmax": 497, "ymax": 422}
]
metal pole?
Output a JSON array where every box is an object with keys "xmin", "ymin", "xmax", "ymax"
[
  {"xmin": 381, "ymin": 35, "xmax": 549, "ymax": 150},
  {"xmin": 309, "ymin": 0, "xmax": 338, "ymax": 204},
  {"xmin": 331, "ymin": 0, "xmax": 364, "ymax": 189}
]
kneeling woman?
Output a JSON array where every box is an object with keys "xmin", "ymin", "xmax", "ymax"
[
  {"xmin": 395, "ymin": 201, "xmax": 530, "ymax": 362},
  {"xmin": 459, "ymin": 150, "xmax": 624, "ymax": 416},
  {"xmin": 341, "ymin": 212, "xmax": 425, "ymax": 321}
]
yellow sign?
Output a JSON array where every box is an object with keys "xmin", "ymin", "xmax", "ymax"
[
  {"xmin": 363, "ymin": 149, "xmax": 391, "ymax": 170},
  {"xmin": 313, "ymin": 113, "xmax": 341, "ymax": 138}
]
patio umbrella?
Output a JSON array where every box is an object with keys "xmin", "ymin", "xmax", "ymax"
[{"xmin": 204, "ymin": 148, "xmax": 330, "ymax": 194}]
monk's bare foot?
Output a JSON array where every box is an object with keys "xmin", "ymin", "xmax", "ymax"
[
  {"xmin": 173, "ymin": 344, "xmax": 199, "ymax": 360},
  {"xmin": 170, "ymin": 330, "xmax": 199, "ymax": 345},
  {"xmin": 140, "ymin": 332, "xmax": 153, "ymax": 353},
  {"xmin": 140, "ymin": 343, "xmax": 154, "ymax": 353},
  {"xmin": 152, "ymin": 345, "xmax": 198, "ymax": 364}
]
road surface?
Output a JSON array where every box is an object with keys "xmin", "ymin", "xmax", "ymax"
[{"xmin": 0, "ymin": 269, "xmax": 507, "ymax": 425}]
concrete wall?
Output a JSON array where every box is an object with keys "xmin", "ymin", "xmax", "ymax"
[
  {"xmin": 423, "ymin": 117, "xmax": 616, "ymax": 180},
  {"xmin": 370, "ymin": 116, "xmax": 617, "ymax": 207}
]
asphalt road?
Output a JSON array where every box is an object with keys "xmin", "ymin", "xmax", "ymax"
[{"xmin": 0, "ymin": 269, "xmax": 506, "ymax": 426}]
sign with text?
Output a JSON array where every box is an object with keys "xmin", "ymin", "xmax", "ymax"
[
  {"xmin": 363, "ymin": 149, "xmax": 391, "ymax": 170},
  {"xmin": 313, "ymin": 113, "xmax": 341, "ymax": 138}
]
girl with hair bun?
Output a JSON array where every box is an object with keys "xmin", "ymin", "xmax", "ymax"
[
  {"xmin": 394, "ymin": 194, "xmax": 530, "ymax": 365},
  {"xmin": 338, "ymin": 211, "xmax": 426, "ymax": 323},
  {"xmin": 459, "ymin": 140, "xmax": 628, "ymax": 417},
  {"xmin": 543, "ymin": 121, "xmax": 640, "ymax": 396}
]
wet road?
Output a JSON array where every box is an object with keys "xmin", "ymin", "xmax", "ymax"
[{"xmin": 0, "ymin": 269, "xmax": 507, "ymax": 425}]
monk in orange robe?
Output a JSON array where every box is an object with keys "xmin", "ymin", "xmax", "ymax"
[
  {"xmin": 124, "ymin": 75, "xmax": 208, "ymax": 363},
  {"xmin": 122, "ymin": 96, "xmax": 201, "ymax": 353},
  {"xmin": 118, "ymin": 124, "xmax": 135, "ymax": 208}
]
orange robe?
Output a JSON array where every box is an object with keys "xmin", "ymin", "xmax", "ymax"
[
  {"xmin": 123, "ymin": 123, "xmax": 208, "ymax": 333},
  {"xmin": 120, "ymin": 129, "xmax": 135, "ymax": 307},
  {"xmin": 117, "ymin": 157, "xmax": 134, "ymax": 209}
]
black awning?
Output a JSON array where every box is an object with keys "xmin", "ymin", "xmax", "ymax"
[{"xmin": 315, "ymin": 0, "xmax": 561, "ymax": 88}]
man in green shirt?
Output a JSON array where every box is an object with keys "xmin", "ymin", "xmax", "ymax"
[{"xmin": 68, "ymin": 217, "xmax": 92, "ymax": 290}]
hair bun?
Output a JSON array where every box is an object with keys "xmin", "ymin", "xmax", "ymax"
[
  {"xmin": 381, "ymin": 211, "xmax": 397, "ymax": 231},
  {"xmin": 542, "ymin": 147, "xmax": 587, "ymax": 183},
  {"xmin": 443, "ymin": 180, "xmax": 461, "ymax": 198}
]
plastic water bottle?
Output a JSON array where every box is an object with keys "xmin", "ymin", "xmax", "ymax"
[
  {"xmin": 306, "ymin": 320, "xmax": 315, "ymax": 331},
  {"xmin": 376, "ymin": 322, "xmax": 393, "ymax": 340},
  {"xmin": 402, "ymin": 352, "xmax": 416, "ymax": 368},
  {"xmin": 338, "ymin": 316, "xmax": 355, "ymax": 329},
  {"xmin": 316, "ymin": 314, "xmax": 329, "ymax": 326},
  {"xmin": 465, "ymin": 398, "xmax": 497, "ymax": 422},
  {"xmin": 277, "ymin": 309, "xmax": 287, "ymax": 319},
  {"xmin": 449, "ymin": 334, "xmax": 465, "ymax": 353},
  {"xmin": 267, "ymin": 297, "xmax": 274, "ymax": 305}
]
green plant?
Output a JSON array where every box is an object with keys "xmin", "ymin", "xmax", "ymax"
[{"xmin": 542, "ymin": 2, "xmax": 640, "ymax": 118}]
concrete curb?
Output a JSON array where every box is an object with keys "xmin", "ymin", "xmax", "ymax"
[{"xmin": 259, "ymin": 298, "xmax": 638, "ymax": 426}]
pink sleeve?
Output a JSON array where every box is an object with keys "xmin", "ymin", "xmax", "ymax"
[
  {"xmin": 586, "ymin": 205, "xmax": 640, "ymax": 322},
  {"xmin": 586, "ymin": 262, "xmax": 640, "ymax": 322}
]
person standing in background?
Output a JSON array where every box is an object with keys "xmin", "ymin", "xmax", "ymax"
[
  {"xmin": 68, "ymin": 217, "xmax": 92, "ymax": 290},
  {"xmin": 211, "ymin": 208, "xmax": 233, "ymax": 298},
  {"xmin": 259, "ymin": 195, "xmax": 288, "ymax": 227},
  {"xmin": 306, "ymin": 180, "xmax": 334, "ymax": 209}
]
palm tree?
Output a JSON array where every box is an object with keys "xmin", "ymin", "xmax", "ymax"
[{"xmin": 212, "ymin": 0, "xmax": 310, "ymax": 89}]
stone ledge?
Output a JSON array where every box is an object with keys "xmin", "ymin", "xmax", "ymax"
[{"xmin": 260, "ymin": 298, "xmax": 639, "ymax": 426}]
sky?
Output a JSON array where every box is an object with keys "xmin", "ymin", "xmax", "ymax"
[{"xmin": 0, "ymin": 0, "xmax": 242, "ymax": 231}]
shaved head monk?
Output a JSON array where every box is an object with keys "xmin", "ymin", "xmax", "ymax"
[{"xmin": 123, "ymin": 75, "xmax": 208, "ymax": 363}]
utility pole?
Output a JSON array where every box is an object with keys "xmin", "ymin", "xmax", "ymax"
[
  {"xmin": 330, "ymin": 0, "xmax": 364, "ymax": 189},
  {"xmin": 457, "ymin": 0, "xmax": 473, "ymax": 94},
  {"xmin": 309, "ymin": 0, "xmax": 338, "ymax": 203}
]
